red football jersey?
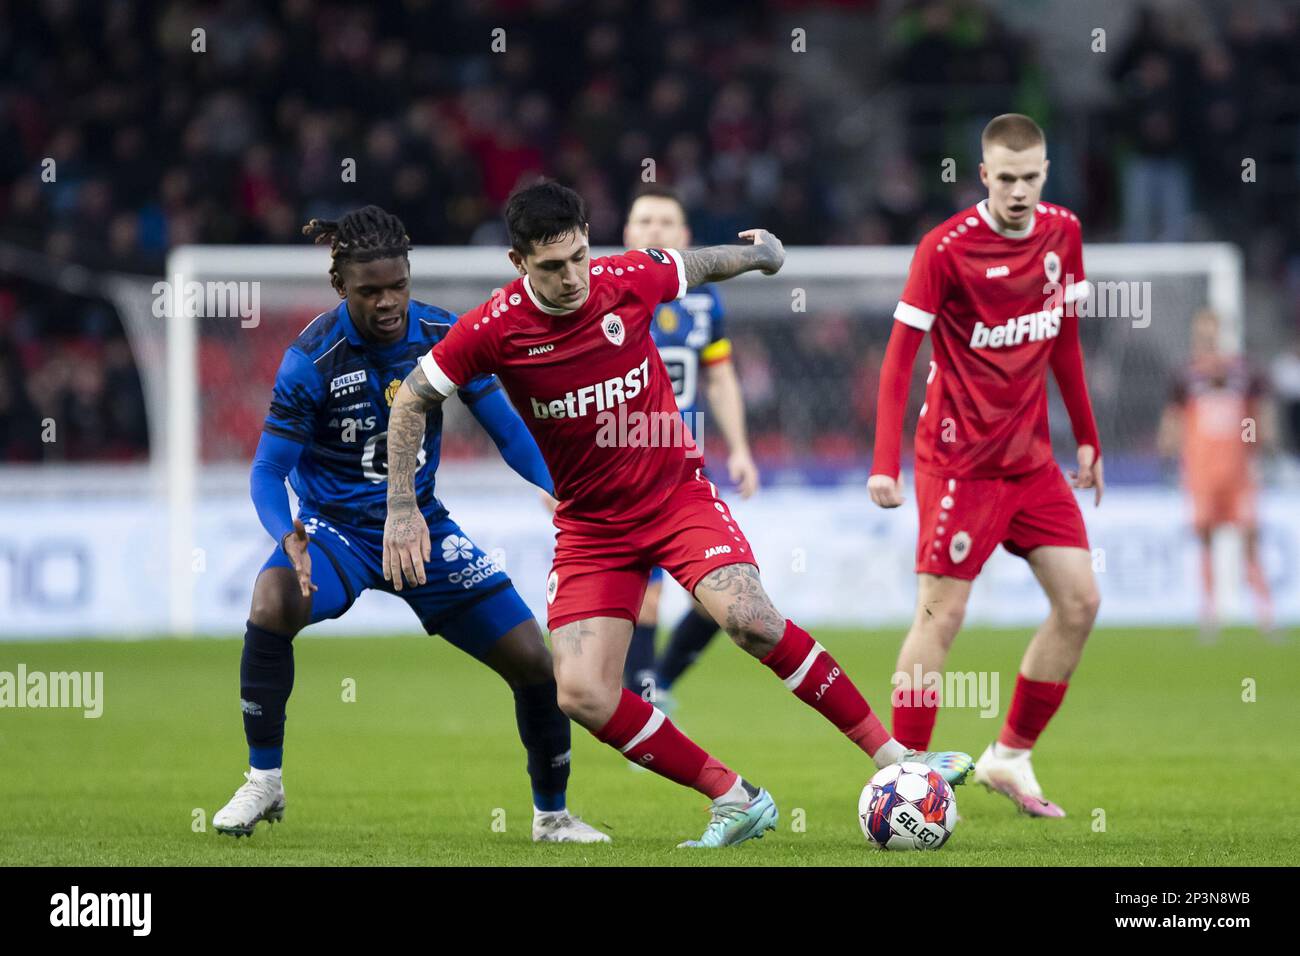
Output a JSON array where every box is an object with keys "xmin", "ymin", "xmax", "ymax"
[
  {"xmin": 895, "ymin": 199, "xmax": 1091, "ymax": 478},
  {"xmin": 420, "ymin": 248, "xmax": 698, "ymax": 522}
]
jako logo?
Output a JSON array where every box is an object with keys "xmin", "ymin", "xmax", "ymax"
[
  {"xmin": 527, "ymin": 344, "xmax": 554, "ymax": 356},
  {"xmin": 50, "ymin": 886, "xmax": 151, "ymax": 936},
  {"xmin": 530, "ymin": 358, "xmax": 649, "ymax": 420},
  {"xmin": 814, "ymin": 667, "xmax": 841, "ymax": 701},
  {"xmin": 704, "ymin": 545, "xmax": 732, "ymax": 559}
]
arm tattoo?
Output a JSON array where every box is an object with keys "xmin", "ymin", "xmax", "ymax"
[
  {"xmin": 386, "ymin": 366, "xmax": 442, "ymax": 510},
  {"xmin": 406, "ymin": 363, "xmax": 443, "ymax": 406},
  {"xmin": 696, "ymin": 563, "xmax": 785, "ymax": 653},
  {"xmin": 681, "ymin": 233, "xmax": 783, "ymax": 286}
]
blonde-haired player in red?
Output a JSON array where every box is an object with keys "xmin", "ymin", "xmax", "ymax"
[
  {"xmin": 1158, "ymin": 309, "xmax": 1274, "ymax": 639},
  {"xmin": 870, "ymin": 114, "xmax": 1102, "ymax": 817}
]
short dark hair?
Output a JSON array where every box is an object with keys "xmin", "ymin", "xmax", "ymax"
[
  {"xmin": 505, "ymin": 180, "xmax": 588, "ymax": 254},
  {"xmin": 629, "ymin": 184, "xmax": 687, "ymax": 218},
  {"xmin": 302, "ymin": 205, "xmax": 410, "ymax": 287},
  {"xmin": 981, "ymin": 113, "xmax": 1045, "ymax": 153}
]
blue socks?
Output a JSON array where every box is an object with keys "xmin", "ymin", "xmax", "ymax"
[
  {"xmin": 513, "ymin": 679, "xmax": 571, "ymax": 811},
  {"xmin": 240, "ymin": 621, "xmax": 295, "ymax": 770}
]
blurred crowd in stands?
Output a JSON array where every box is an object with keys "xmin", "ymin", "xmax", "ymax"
[{"xmin": 3, "ymin": 0, "xmax": 1300, "ymax": 464}]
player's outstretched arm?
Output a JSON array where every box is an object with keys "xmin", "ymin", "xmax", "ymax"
[
  {"xmin": 383, "ymin": 364, "xmax": 444, "ymax": 590},
  {"xmin": 681, "ymin": 229, "xmax": 785, "ymax": 286}
]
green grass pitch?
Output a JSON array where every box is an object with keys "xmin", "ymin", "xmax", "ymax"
[{"xmin": 2, "ymin": 626, "xmax": 1296, "ymax": 866}]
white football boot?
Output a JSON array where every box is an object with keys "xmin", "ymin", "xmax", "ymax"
[
  {"xmin": 213, "ymin": 770, "xmax": 286, "ymax": 837},
  {"xmin": 532, "ymin": 810, "xmax": 612, "ymax": 843},
  {"xmin": 973, "ymin": 743, "xmax": 1065, "ymax": 817}
]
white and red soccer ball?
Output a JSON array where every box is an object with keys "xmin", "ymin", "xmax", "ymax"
[{"xmin": 858, "ymin": 761, "xmax": 957, "ymax": 850}]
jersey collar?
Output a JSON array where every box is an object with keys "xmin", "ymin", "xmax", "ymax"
[
  {"xmin": 338, "ymin": 299, "xmax": 419, "ymax": 345},
  {"xmin": 523, "ymin": 275, "xmax": 578, "ymax": 315},
  {"xmin": 977, "ymin": 199, "xmax": 1035, "ymax": 239}
]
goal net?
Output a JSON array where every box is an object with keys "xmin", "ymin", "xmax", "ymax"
[{"xmin": 141, "ymin": 243, "xmax": 1242, "ymax": 632}]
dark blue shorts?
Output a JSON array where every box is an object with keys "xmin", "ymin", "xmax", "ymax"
[{"xmin": 260, "ymin": 510, "xmax": 533, "ymax": 659}]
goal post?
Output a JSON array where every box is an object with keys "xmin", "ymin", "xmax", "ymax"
[{"xmin": 160, "ymin": 242, "xmax": 1245, "ymax": 634}]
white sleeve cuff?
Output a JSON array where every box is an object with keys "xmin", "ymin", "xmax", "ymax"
[
  {"xmin": 418, "ymin": 352, "xmax": 458, "ymax": 397},
  {"xmin": 1064, "ymin": 280, "xmax": 1092, "ymax": 304},
  {"xmin": 663, "ymin": 248, "xmax": 688, "ymax": 300},
  {"xmin": 894, "ymin": 301, "xmax": 935, "ymax": 332}
]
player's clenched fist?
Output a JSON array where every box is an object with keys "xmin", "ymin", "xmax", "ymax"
[
  {"xmin": 867, "ymin": 473, "xmax": 905, "ymax": 508},
  {"xmin": 382, "ymin": 502, "xmax": 431, "ymax": 591},
  {"xmin": 737, "ymin": 229, "xmax": 785, "ymax": 275}
]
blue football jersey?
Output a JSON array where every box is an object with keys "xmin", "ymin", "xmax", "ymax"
[
  {"xmin": 262, "ymin": 300, "xmax": 500, "ymax": 525},
  {"xmin": 648, "ymin": 283, "xmax": 729, "ymax": 429}
]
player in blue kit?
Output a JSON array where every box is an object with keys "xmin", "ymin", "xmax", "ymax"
[
  {"xmin": 212, "ymin": 206, "xmax": 607, "ymax": 843},
  {"xmin": 622, "ymin": 187, "xmax": 760, "ymax": 704}
]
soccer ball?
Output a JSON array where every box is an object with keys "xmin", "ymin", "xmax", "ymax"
[{"xmin": 858, "ymin": 761, "xmax": 957, "ymax": 850}]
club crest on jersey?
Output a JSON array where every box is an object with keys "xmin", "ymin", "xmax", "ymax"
[
  {"xmin": 950, "ymin": 531, "xmax": 972, "ymax": 564},
  {"xmin": 602, "ymin": 313, "xmax": 625, "ymax": 346},
  {"xmin": 384, "ymin": 378, "xmax": 402, "ymax": 406},
  {"xmin": 1044, "ymin": 251, "xmax": 1061, "ymax": 283}
]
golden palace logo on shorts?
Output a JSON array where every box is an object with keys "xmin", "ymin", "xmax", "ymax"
[{"xmin": 950, "ymin": 531, "xmax": 972, "ymax": 563}]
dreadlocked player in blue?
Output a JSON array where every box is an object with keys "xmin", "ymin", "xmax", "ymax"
[{"xmin": 212, "ymin": 205, "xmax": 608, "ymax": 843}]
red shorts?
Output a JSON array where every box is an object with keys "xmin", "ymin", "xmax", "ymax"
[
  {"xmin": 915, "ymin": 462, "xmax": 1089, "ymax": 580},
  {"xmin": 546, "ymin": 470, "xmax": 757, "ymax": 630}
]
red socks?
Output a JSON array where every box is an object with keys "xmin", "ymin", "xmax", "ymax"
[
  {"xmin": 595, "ymin": 688, "xmax": 736, "ymax": 798},
  {"xmin": 999, "ymin": 673, "xmax": 1069, "ymax": 750},
  {"xmin": 761, "ymin": 620, "xmax": 892, "ymax": 756},
  {"xmin": 892, "ymin": 687, "xmax": 940, "ymax": 751}
]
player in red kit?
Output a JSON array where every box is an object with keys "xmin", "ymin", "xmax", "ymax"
[
  {"xmin": 870, "ymin": 115, "xmax": 1102, "ymax": 818},
  {"xmin": 383, "ymin": 181, "xmax": 973, "ymax": 848}
]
